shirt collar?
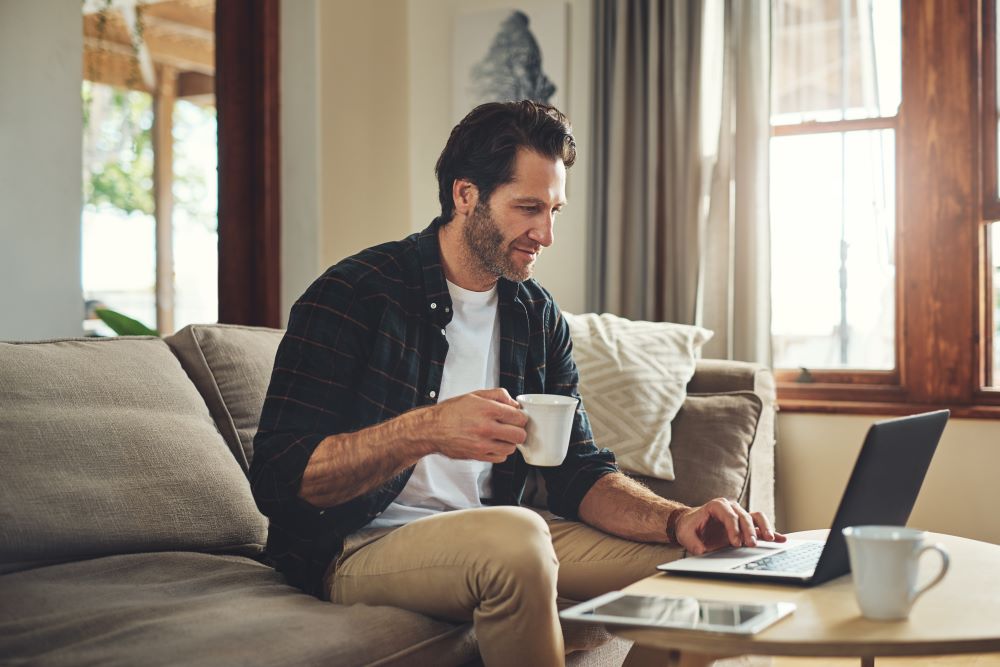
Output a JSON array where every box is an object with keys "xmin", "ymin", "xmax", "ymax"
[
  {"xmin": 418, "ymin": 218, "xmax": 522, "ymax": 312},
  {"xmin": 417, "ymin": 219, "xmax": 449, "ymax": 309}
]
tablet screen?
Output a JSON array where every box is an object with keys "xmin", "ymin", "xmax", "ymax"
[{"xmin": 564, "ymin": 593, "xmax": 794, "ymax": 634}]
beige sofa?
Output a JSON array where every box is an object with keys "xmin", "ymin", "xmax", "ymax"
[{"xmin": 0, "ymin": 323, "xmax": 776, "ymax": 666}]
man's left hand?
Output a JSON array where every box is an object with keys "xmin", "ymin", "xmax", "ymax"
[{"xmin": 674, "ymin": 498, "xmax": 787, "ymax": 555}]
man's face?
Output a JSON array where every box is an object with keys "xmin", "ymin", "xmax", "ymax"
[{"xmin": 462, "ymin": 148, "xmax": 567, "ymax": 283}]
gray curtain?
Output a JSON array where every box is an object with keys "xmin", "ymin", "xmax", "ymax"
[{"xmin": 587, "ymin": 0, "xmax": 772, "ymax": 364}]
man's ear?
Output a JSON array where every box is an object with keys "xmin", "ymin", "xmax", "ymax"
[{"xmin": 452, "ymin": 179, "xmax": 479, "ymax": 216}]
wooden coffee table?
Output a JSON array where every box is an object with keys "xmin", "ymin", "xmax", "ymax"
[{"xmin": 612, "ymin": 531, "xmax": 1000, "ymax": 667}]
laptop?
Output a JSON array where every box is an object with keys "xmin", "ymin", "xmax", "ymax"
[{"xmin": 657, "ymin": 410, "xmax": 949, "ymax": 586}]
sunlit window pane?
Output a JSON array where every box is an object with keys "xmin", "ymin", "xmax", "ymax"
[
  {"xmin": 772, "ymin": 0, "xmax": 901, "ymax": 123},
  {"xmin": 172, "ymin": 100, "xmax": 218, "ymax": 330},
  {"xmin": 771, "ymin": 130, "xmax": 895, "ymax": 370},
  {"xmin": 82, "ymin": 83, "xmax": 157, "ymax": 335}
]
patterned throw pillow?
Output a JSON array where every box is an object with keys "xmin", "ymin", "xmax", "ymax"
[{"xmin": 563, "ymin": 312, "xmax": 713, "ymax": 480}]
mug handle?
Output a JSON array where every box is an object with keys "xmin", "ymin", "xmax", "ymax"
[{"xmin": 910, "ymin": 543, "xmax": 950, "ymax": 604}]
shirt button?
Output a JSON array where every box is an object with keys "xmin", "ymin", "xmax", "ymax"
[
  {"xmin": 430, "ymin": 302, "xmax": 437, "ymax": 310},
  {"xmin": 318, "ymin": 510, "xmax": 326, "ymax": 516},
  {"xmin": 445, "ymin": 307, "xmax": 451, "ymax": 313},
  {"xmin": 429, "ymin": 390, "xmax": 437, "ymax": 399},
  {"xmin": 440, "ymin": 328, "xmax": 446, "ymax": 336}
]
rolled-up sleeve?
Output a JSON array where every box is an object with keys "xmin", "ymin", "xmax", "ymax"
[
  {"xmin": 538, "ymin": 301, "xmax": 618, "ymax": 520},
  {"xmin": 249, "ymin": 272, "xmax": 369, "ymax": 522}
]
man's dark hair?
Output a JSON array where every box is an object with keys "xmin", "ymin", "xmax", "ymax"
[{"xmin": 435, "ymin": 100, "xmax": 576, "ymax": 222}]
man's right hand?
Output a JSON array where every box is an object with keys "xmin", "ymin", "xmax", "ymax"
[{"xmin": 423, "ymin": 388, "xmax": 528, "ymax": 463}]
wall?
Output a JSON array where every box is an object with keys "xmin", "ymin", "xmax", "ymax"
[
  {"xmin": 776, "ymin": 414, "xmax": 1000, "ymax": 545},
  {"xmin": 0, "ymin": 1, "xmax": 83, "ymax": 340},
  {"xmin": 280, "ymin": 0, "xmax": 323, "ymax": 323},
  {"xmin": 317, "ymin": 0, "xmax": 411, "ymax": 269},
  {"xmin": 407, "ymin": 0, "xmax": 592, "ymax": 313},
  {"xmin": 280, "ymin": 1, "xmax": 412, "ymax": 318}
]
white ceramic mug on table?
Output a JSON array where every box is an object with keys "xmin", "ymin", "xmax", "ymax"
[
  {"xmin": 842, "ymin": 525, "xmax": 950, "ymax": 620},
  {"xmin": 515, "ymin": 394, "xmax": 578, "ymax": 466}
]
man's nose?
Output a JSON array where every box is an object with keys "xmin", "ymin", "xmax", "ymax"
[{"xmin": 527, "ymin": 213, "xmax": 555, "ymax": 248}]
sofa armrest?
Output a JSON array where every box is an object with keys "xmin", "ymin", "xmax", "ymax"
[{"xmin": 687, "ymin": 359, "xmax": 775, "ymax": 396}]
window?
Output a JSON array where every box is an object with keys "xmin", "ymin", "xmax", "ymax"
[
  {"xmin": 771, "ymin": 0, "xmax": 997, "ymax": 416},
  {"xmin": 771, "ymin": 0, "xmax": 899, "ymax": 373},
  {"xmin": 82, "ymin": 1, "xmax": 217, "ymax": 336},
  {"xmin": 985, "ymin": 0, "xmax": 1000, "ymax": 389}
]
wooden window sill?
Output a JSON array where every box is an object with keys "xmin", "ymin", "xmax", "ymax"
[{"xmin": 778, "ymin": 398, "xmax": 1000, "ymax": 420}]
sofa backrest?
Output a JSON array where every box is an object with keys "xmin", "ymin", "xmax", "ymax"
[
  {"xmin": 0, "ymin": 337, "xmax": 268, "ymax": 574},
  {"xmin": 165, "ymin": 324, "xmax": 283, "ymax": 471},
  {"xmin": 157, "ymin": 322, "xmax": 774, "ymax": 520}
]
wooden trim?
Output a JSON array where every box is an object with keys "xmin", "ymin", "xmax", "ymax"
[
  {"xmin": 979, "ymin": 223, "xmax": 994, "ymax": 388},
  {"xmin": 152, "ymin": 66, "xmax": 177, "ymax": 335},
  {"xmin": 770, "ymin": 116, "xmax": 897, "ymax": 137},
  {"xmin": 215, "ymin": 0, "xmax": 281, "ymax": 328},
  {"xmin": 984, "ymin": 0, "xmax": 1000, "ymax": 218},
  {"xmin": 897, "ymin": 0, "xmax": 979, "ymax": 405},
  {"xmin": 777, "ymin": 2, "xmax": 994, "ymax": 416},
  {"xmin": 779, "ymin": 397, "xmax": 1000, "ymax": 420},
  {"xmin": 773, "ymin": 369, "xmax": 898, "ymax": 385},
  {"xmin": 777, "ymin": 382, "xmax": 907, "ymax": 405},
  {"xmin": 975, "ymin": 386, "xmax": 1000, "ymax": 403}
]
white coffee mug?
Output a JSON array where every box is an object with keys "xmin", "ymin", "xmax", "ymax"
[
  {"xmin": 842, "ymin": 525, "xmax": 950, "ymax": 620},
  {"xmin": 515, "ymin": 394, "xmax": 578, "ymax": 466}
]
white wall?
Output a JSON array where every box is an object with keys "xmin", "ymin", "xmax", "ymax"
[
  {"xmin": 284, "ymin": 1, "xmax": 592, "ymax": 314},
  {"xmin": 407, "ymin": 0, "xmax": 592, "ymax": 313},
  {"xmin": 319, "ymin": 0, "xmax": 411, "ymax": 267},
  {"xmin": 776, "ymin": 414, "xmax": 1000, "ymax": 545},
  {"xmin": 0, "ymin": 1, "xmax": 83, "ymax": 340},
  {"xmin": 280, "ymin": 0, "xmax": 412, "ymax": 319},
  {"xmin": 280, "ymin": 0, "xmax": 323, "ymax": 324}
]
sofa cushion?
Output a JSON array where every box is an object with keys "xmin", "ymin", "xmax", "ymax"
[
  {"xmin": 165, "ymin": 324, "xmax": 283, "ymax": 470},
  {"xmin": 0, "ymin": 552, "xmax": 477, "ymax": 667},
  {"xmin": 563, "ymin": 312, "xmax": 712, "ymax": 480},
  {"xmin": 632, "ymin": 392, "xmax": 762, "ymax": 508},
  {"xmin": 0, "ymin": 338, "xmax": 268, "ymax": 574}
]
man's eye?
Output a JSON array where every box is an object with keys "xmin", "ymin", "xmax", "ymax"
[{"xmin": 520, "ymin": 206, "xmax": 539, "ymax": 213}]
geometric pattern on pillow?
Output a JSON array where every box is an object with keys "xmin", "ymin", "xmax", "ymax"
[{"xmin": 563, "ymin": 313, "xmax": 712, "ymax": 480}]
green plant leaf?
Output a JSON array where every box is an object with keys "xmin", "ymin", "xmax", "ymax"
[{"xmin": 95, "ymin": 308, "xmax": 160, "ymax": 337}]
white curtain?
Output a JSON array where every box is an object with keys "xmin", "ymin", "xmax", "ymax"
[{"xmin": 587, "ymin": 0, "xmax": 772, "ymax": 364}]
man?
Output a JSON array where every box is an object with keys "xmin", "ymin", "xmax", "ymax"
[{"xmin": 250, "ymin": 101, "xmax": 783, "ymax": 666}]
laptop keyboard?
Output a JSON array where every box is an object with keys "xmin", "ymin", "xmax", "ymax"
[{"xmin": 735, "ymin": 542, "xmax": 823, "ymax": 573}]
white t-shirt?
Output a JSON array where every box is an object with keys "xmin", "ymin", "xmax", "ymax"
[{"xmin": 369, "ymin": 279, "xmax": 501, "ymax": 528}]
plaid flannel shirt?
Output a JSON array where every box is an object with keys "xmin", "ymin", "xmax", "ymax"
[{"xmin": 249, "ymin": 219, "xmax": 618, "ymax": 596}]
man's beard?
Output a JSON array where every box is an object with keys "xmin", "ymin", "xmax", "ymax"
[{"xmin": 462, "ymin": 200, "xmax": 534, "ymax": 282}]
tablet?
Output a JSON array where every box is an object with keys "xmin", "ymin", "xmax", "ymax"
[{"xmin": 559, "ymin": 591, "xmax": 795, "ymax": 635}]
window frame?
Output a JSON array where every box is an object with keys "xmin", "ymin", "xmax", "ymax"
[{"xmin": 773, "ymin": 0, "xmax": 1000, "ymax": 419}]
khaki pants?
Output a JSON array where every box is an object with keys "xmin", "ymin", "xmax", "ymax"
[{"xmin": 326, "ymin": 506, "xmax": 683, "ymax": 667}]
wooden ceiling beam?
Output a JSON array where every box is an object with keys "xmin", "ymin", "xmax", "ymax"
[
  {"xmin": 176, "ymin": 71, "xmax": 215, "ymax": 102},
  {"xmin": 141, "ymin": 1, "xmax": 214, "ymax": 32},
  {"xmin": 84, "ymin": 14, "xmax": 214, "ymax": 75},
  {"xmin": 141, "ymin": 15, "xmax": 214, "ymax": 43},
  {"xmin": 84, "ymin": 47, "xmax": 153, "ymax": 93},
  {"xmin": 177, "ymin": 71, "xmax": 214, "ymax": 97}
]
